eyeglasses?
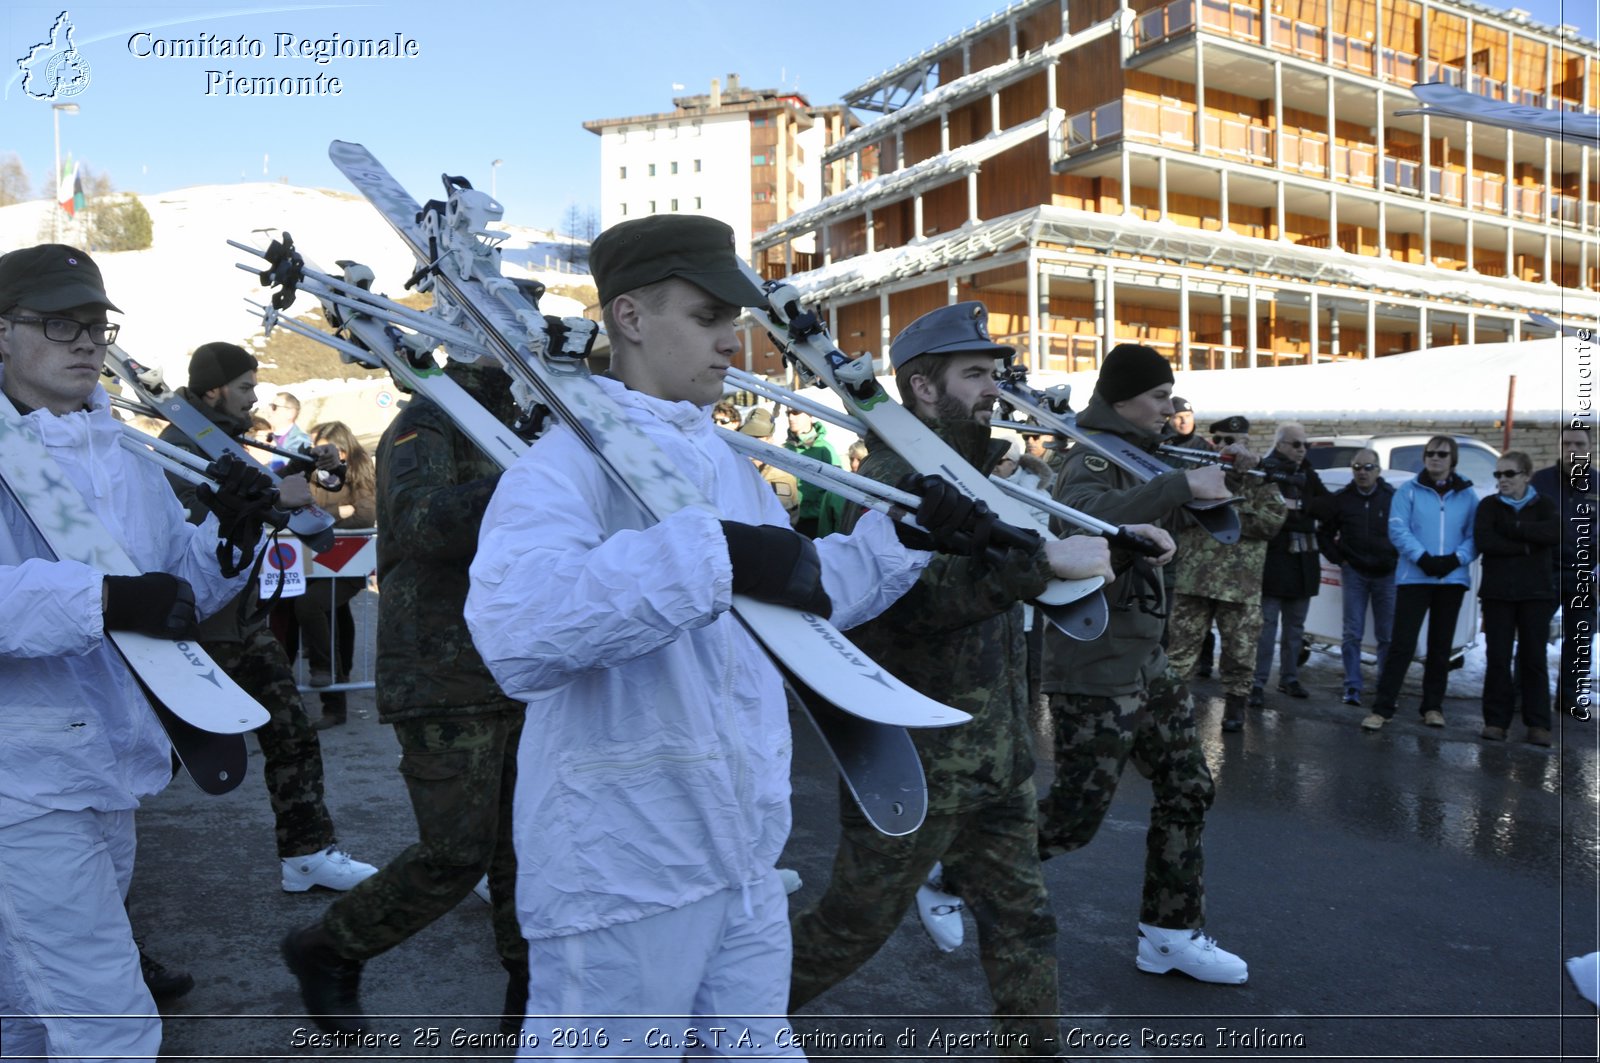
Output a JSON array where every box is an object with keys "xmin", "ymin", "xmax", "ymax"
[
  {"xmin": 4, "ymin": 315, "xmax": 120, "ymax": 346},
  {"xmin": 1283, "ymin": 440, "xmax": 1308, "ymax": 449},
  {"xmin": 1424, "ymin": 449, "xmax": 1453, "ymax": 459},
  {"xmin": 1492, "ymin": 469, "xmax": 1524, "ymax": 479},
  {"xmin": 1212, "ymin": 435, "xmax": 1236, "ymax": 445},
  {"xmin": 1351, "ymin": 463, "xmax": 1378, "ymax": 472}
]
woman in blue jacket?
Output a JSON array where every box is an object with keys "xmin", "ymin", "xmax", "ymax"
[{"xmin": 1361, "ymin": 436, "xmax": 1480, "ymax": 732}]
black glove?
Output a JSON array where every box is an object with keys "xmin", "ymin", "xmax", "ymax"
[
  {"xmin": 893, "ymin": 474, "xmax": 980, "ymax": 553},
  {"xmin": 1417, "ymin": 552, "xmax": 1460, "ymax": 577},
  {"xmin": 721, "ymin": 521, "xmax": 833, "ymax": 618},
  {"xmin": 196, "ymin": 453, "xmax": 279, "ymax": 577},
  {"xmin": 104, "ymin": 573, "xmax": 198, "ymax": 640}
]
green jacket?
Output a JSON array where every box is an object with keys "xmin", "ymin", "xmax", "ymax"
[
  {"xmin": 1172, "ymin": 474, "xmax": 1287, "ymax": 606},
  {"xmin": 373, "ymin": 361, "xmax": 524, "ymax": 723},
  {"xmin": 1041, "ymin": 394, "xmax": 1194, "ymax": 697},
  {"xmin": 840, "ymin": 417, "xmax": 1054, "ymax": 814},
  {"xmin": 784, "ymin": 420, "xmax": 842, "ymax": 526}
]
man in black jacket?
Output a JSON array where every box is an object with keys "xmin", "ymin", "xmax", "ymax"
[
  {"xmin": 1315, "ymin": 448, "xmax": 1398, "ymax": 706},
  {"xmin": 1250, "ymin": 422, "xmax": 1327, "ymax": 705}
]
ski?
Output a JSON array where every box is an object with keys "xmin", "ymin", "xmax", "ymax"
[
  {"xmin": 327, "ymin": 140, "xmax": 967, "ymax": 730},
  {"xmin": 993, "ymin": 371, "xmax": 1242, "ymax": 544},
  {"xmin": 244, "ymin": 210, "xmax": 933, "ymax": 834},
  {"xmin": 102, "ymin": 346, "xmax": 338, "ymax": 553},
  {"xmin": 1403, "ymin": 82, "xmax": 1600, "ymax": 148},
  {"xmin": 742, "ymin": 278, "xmax": 1109, "ymax": 641}
]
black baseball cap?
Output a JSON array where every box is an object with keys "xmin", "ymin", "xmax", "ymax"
[
  {"xmin": 589, "ymin": 215, "xmax": 765, "ymax": 309},
  {"xmin": 1210, "ymin": 415, "xmax": 1250, "ymax": 435},
  {"xmin": 0, "ymin": 244, "xmax": 120, "ymax": 313}
]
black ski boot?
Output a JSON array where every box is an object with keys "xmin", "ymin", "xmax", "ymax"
[
  {"xmin": 500, "ymin": 964, "xmax": 530, "ymax": 1035},
  {"xmin": 282, "ymin": 922, "xmax": 365, "ymax": 1034},
  {"xmin": 136, "ymin": 938, "xmax": 195, "ymax": 1002}
]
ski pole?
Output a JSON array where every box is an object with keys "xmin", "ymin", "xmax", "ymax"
[
  {"xmin": 118, "ymin": 425, "xmax": 294, "ymax": 528},
  {"xmin": 984, "ymin": 475, "xmax": 1168, "ymax": 558},
  {"xmin": 724, "ymin": 367, "xmax": 868, "ymax": 436}
]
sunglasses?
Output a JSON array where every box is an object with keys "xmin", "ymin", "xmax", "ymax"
[
  {"xmin": 1351, "ymin": 463, "xmax": 1378, "ymax": 471},
  {"xmin": 1424, "ymin": 449, "xmax": 1453, "ymax": 459},
  {"xmin": 1283, "ymin": 440, "xmax": 1308, "ymax": 449},
  {"xmin": 1492, "ymin": 469, "xmax": 1524, "ymax": 479},
  {"xmin": 1212, "ymin": 435, "xmax": 1236, "ymax": 445}
]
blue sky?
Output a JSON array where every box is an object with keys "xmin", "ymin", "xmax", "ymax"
[{"xmin": 2, "ymin": 0, "xmax": 1597, "ymax": 234}]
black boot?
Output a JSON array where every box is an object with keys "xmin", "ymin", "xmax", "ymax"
[
  {"xmin": 1221, "ymin": 693, "xmax": 1246, "ymax": 733},
  {"xmin": 136, "ymin": 938, "xmax": 195, "ymax": 1002},
  {"xmin": 500, "ymin": 965, "xmax": 530, "ymax": 1035},
  {"xmin": 282, "ymin": 922, "xmax": 365, "ymax": 1034}
]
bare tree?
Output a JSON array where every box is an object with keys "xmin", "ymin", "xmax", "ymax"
[{"xmin": 0, "ymin": 154, "xmax": 33, "ymax": 206}]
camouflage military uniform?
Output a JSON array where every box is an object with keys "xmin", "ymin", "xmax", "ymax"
[
  {"xmin": 158, "ymin": 395, "xmax": 339, "ymax": 861},
  {"xmin": 789, "ymin": 418, "xmax": 1060, "ymax": 1053},
  {"xmin": 319, "ymin": 361, "xmax": 527, "ymax": 978},
  {"xmin": 1166, "ymin": 475, "xmax": 1287, "ymax": 697},
  {"xmin": 1036, "ymin": 394, "xmax": 1216, "ymax": 929}
]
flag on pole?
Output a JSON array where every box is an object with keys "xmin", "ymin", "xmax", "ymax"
[{"xmin": 57, "ymin": 157, "xmax": 84, "ymax": 217}]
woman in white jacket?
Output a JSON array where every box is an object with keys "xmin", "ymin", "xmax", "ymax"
[
  {"xmin": 464, "ymin": 216, "xmax": 933, "ymax": 1053},
  {"xmin": 0, "ymin": 245, "xmax": 257, "ymax": 1061}
]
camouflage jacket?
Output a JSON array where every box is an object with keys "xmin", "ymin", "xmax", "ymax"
[
  {"xmin": 840, "ymin": 417, "xmax": 1054, "ymax": 815},
  {"xmin": 157, "ymin": 390, "xmax": 259, "ymax": 644},
  {"xmin": 1041, "ymin": 395, "xmax": 1195, "ymax": 697},
  {"xmin": 374, "ymin": 361, "xmax": 523, "ymax": 723},
  {"xmin": 1172, "ymin": 474, "xmax": 1287, "ymax": 605}
]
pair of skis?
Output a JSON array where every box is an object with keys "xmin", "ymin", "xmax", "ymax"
[
  {"xmin": 247, "ymin": 144, "xmax": 970, "ymax": 836},
  {"xmin": 0, "ymin": 393, "xmax": 268, "ymax": 795}
]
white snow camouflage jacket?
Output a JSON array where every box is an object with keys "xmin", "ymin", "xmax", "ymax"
[
  {"xmin": 0, "ymin": 378, "xmax": 248, "ymax": 827},
  {"xmin": 466, "ymin": 375, "xmax": 928, "ymax": 939}
]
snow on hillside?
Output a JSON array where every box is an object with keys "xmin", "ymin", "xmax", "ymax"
[
  {"xmin": 1028, "ymin": 336, "xmax": 1586, "ymax": 421},
  {"xmin": 0, "ymin": 184, "xmax": 590, "ymax": 384}
]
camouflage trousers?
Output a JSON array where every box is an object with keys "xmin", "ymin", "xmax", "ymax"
[
  {"xmin": 323, "ymin": 711, "xmax": 527, "ymax": 974},
  {"xmin": 1037, "ymin": 667, "xmax": 1215, "ymax": 928},
  {"xmin": 1167, "ymin": 594, "xmax": 1263, "ymax": 697},
  {"xmin": 204, "ymin": 629, "xmax": 334, "ymax": 860},
  {"xmin": 790, "ymin": 779, "xmax": 1058, "ymax": 1054}
]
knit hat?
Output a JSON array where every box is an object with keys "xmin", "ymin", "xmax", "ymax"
[
  {"xmin": 1094, "ymin": 343, "xmax": 1174, "ymax": 403},
  {"xmin": 589, "ymin": 215, "xmax": 765, "ymax": 308},
  {"xmin": 740, "ymin": 408, "xmax": 777, "ymax": 438},
  {"xmin": 187, "ymin": 341, "xmax": 258, "ymax": 394},
  {"xmin": 1171, "ymin": 396, "xmax": 1193, "ymax": 414}
]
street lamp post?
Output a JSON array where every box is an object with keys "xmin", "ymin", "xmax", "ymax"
[
  {"xmin": 52, "ymin": 102, "xmax": 79, "ymax": 241},
  {"xmin": 491, "ymin": 159, "xmax": 503, "ymax": 200}
]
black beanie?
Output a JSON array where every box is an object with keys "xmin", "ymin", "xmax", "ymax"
[
  {"xmin": 1094, "ymin": 343, "xmax": 1174, "ymax": 404},
  {"xmin": 188, "ymin": 341, "xmax": 258, "ymax": 394}
]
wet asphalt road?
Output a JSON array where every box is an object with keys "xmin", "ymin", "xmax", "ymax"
[{"xmin": 129, "ymin": 619, "xmax": 1598, "ymax": 1062}]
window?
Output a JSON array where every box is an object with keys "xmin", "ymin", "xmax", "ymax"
[
  {"xmin": 753, "ymin": 116, "xmax": 768, "ymax": 127},
  {"xmin": 693, "ymin": 159, "xmax": 702, "ymax": 172},
  {"xmin": 619, "ymin": 203, "xmax": 628, "ymax": 216},
  {"xmin": 619, "ymin": 166, "xmax": 627, "ymax": 180},
  {"xmin": 671, "ymin": 198, "xmax": 679, "ymax": 211},
  {"xmin": 670, "ymin": 161, "xmax": 679, "ymax": 175},
  {"xmin": 694, "ymin": 196, "xmax": 702, "ymax": 209},
  {"xmin": 649, "ymin": 200, "xmax": 657, "ymax": 213},
  {"xmin": 752, "ymin": 154, "xmax": 767, "ymax": 166},
  {"xmin": 754, "ymin": 191, "xmax": 769, "ymax": 202},
  {"xmin": 648, "ymin": 163, "xmax": 657, "ymax": 177}
]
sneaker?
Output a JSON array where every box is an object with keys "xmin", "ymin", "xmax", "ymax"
[
  {"xmin": 1480, "ymin": 725, "xmax": 1507, "ymax": 741},
  {"xmin": 1360, "ymin": 713, "xmax": 1387, "ymax": 732},
  {"xmin": 1528, "ymin": 727, "xmax": 1553, "ymax": 747},
  {"xmin": 915, "ymin": 863, "xmax": 964, "ymax": 952},
  {"xmin": 282, "ymin": 846, "xmax": 379, "ymax": 893},
  {"xmin": 472, "ymin": 875, "xmax": 491, "ymax": 904},
  {"xmin": 136, "ymin": 940, "xmax": 195, "ymax": 1002},
  {"xmin": 1342, "ymin": 688, "xmax": 1362, "ymax": 706},
  {"xmin": 1135, "ymin": 924, "xmax": 1248, "ymax": 984},
  {"xmin": 1422, "ymin": 710, "xmax": 1446, "ymax": 728},
  {"xmin": 1246, "ymin": 685, "xmax": 1265, "ymax": 709},
  {"xmin": 1277, "ymin": 679, "xmax": 1309, "ymax": 699},
  {"xmin": 282, "ymin": 923, "xmax": 365, "ymax": 1035},
  {"xmin": 777, "ymin": 867, "xmax": 803, "ymax": 895}
]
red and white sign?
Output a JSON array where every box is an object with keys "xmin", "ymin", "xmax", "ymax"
[
  {"xmin": 308, "ymin": 534, "xmax": 377, "ymax": 580},
  {"xmin": 261, "ymin": 540, "xmax": 307, "ymax": 598}
]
